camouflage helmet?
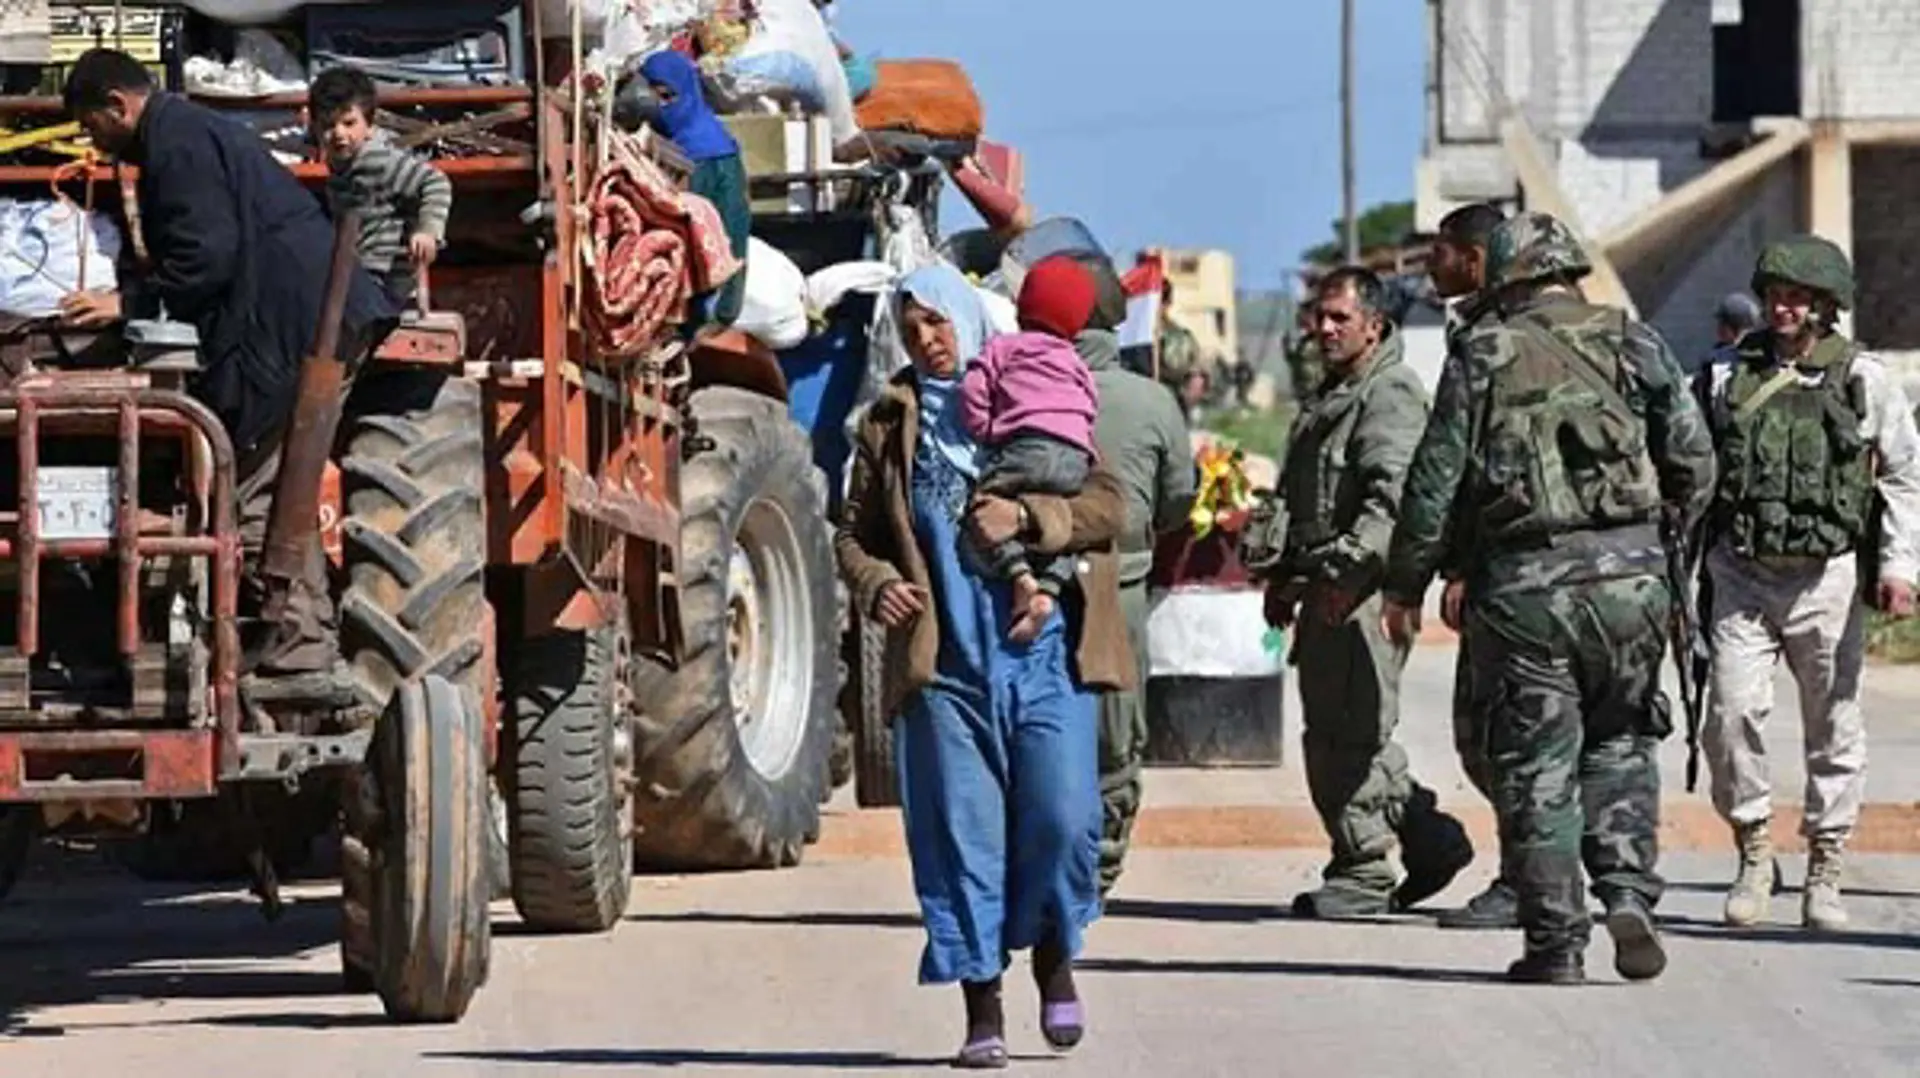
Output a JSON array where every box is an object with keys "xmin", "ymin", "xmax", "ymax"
[
  {"xmin": 1483, "ymin": 211, "xmax": 1593, "ymax": 291},
  {"xmin": 1751, "ymin": 234, "xmax": 1854, "ymax": 311}
]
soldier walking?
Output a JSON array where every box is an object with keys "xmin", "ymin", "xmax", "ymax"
[
  {"xmin": 1263, "ymin": 266, "xmax": 1473, "ymax": 920},
  {"xmin": 1381, "ymin": 214, "xmax": 1716, "ymax": 983},
  {"xmin": 1696, "ymin": 236, "xmax": 1920, "ymax": 932},
  {"xmin": 1420, "ymin": 202, "xmax": 1526, "ymax": 930},
  {"xmin": 1074, "ymin": 327, "xmax": 1197, "ymax": 897}
]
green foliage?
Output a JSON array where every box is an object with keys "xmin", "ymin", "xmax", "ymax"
[
  {"xmin": 1202, "ymin": 402, "xmax": 1296, "ymax": 470},
  {"xmin": 1301, "ymin": 201, "xmax": 1416, "ymax": 266},
  {"xmin": 1867, "ymin": 610, "xmax": 1920, "ymax": 664}
]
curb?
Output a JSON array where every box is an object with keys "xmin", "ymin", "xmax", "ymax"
[{"xmin": 812, "ymin": 802, "xmax": 1920, "ymax": 860}]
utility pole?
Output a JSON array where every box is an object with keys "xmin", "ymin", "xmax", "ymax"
[{"xmin": 1340, "ymin": 0, "xmax": 1359, "ymax": 264}]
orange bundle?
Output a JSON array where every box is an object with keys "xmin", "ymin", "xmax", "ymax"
[{"xmin": 853, "ymin": 59, "xmax": 984, "ymax": 140}]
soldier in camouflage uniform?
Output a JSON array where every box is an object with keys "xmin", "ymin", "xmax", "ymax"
[
  {"xmin": 1697, "ymin": 236, "xmax": 1920, "ymax": 932},
  {"xmin": 1285, "ymin": 298, "xmax": 1325, "ymax": 406},
  {"xmin": 1422, "ymin": 202, "xmax": 1534, "ymax": 931},
  {"xmin": 1381, "ymin": 213, "xmax": 1716, "ymax": 984},
  {"xmin": 1264, "ymin": 266, "xmax": 1474, "ymax": 920},
  {"xmin": 1157, "ymin": 279, "xmax": 1203, "ymax": 400},
  {"xmin": 1075, "ymin": 327, "xmax": 1197, "ymax": 897}
]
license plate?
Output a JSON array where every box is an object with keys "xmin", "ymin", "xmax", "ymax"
[{"xmin": 37, "ymin": 466, "xmax": 118, "ymax": 542}]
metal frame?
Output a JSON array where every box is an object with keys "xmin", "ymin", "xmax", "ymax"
[
  {"xmin": 0, "ymin": 374, "xmax": 240, "ymax": 801},
  {"xmin": 0, "ymin": 10, "xmax": 726, "ymax": 809}
]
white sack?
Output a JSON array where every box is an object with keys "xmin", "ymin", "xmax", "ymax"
[
  {"xmin": 734, "ymin": 236, "xmax": 809, "ymax": 351},
  {"xmin": 0, "ymin": 201, "xmax": 123, "ymax": 319}
]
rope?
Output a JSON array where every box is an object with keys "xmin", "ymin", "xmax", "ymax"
[{"xmin": 48, "ymin": 151, "xmax": 99, "ymax": 293}]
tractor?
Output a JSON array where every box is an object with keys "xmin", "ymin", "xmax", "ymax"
[{"xmin": 0, "ymin": 18, "xmax": 841, "ymax": 1023}]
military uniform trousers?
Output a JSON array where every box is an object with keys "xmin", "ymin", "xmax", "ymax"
[
  {"xmin": 1294, "ymin": 591, "xmax": 1429, "ymax": 892},
  {"xmin": 1096, "ymin": 575, "xmax": 1151, "ymax": 896},
  {"xmin": 1704, "ymin": 544, "xmax": 1869, "ymax": 840},
  {"xmin": 1465, "ymin": 574, "xmax": 1671, "ymax": 955}
]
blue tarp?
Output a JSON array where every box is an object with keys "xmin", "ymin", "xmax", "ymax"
[{"xmin": 778, "ymin": 293, "xmax": 876, "ymax": 515}]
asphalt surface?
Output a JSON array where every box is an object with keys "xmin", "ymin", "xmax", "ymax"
[
  {"xmin": 5, "ymin": 849, "xmax": 1920, "ymax": 1077},
  {"xmin": 5, "ymin": 633, "xmax": 1920, "ymax": 1076}
]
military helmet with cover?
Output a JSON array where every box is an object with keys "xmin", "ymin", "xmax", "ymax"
[
  {"xmin": 1750, "ymin": 234, "xmax": 1854, "ymax": 311},
  {"xmin": 1483, "ymin": 211, "xmax": 1593, "ymax": 292}
]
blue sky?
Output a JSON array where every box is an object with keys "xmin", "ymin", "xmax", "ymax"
[{"xmin": 832, "ymin": 0, "xmax": 1427, "ymax": 294}]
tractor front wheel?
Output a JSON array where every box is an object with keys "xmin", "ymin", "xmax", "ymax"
[{"xmin": 358, "ymin": 674, "xmax": 492, "ymax": 1024}]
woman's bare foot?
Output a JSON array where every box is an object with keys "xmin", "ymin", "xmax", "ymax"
[{"xmin": 1007, "ymin": 574, "xmax": 1054, "ymax": 643}]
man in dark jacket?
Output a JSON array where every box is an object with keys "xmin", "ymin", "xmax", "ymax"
[{"xmin": 58, "ymin": 48, "xmax": 397, "ymax": 695}]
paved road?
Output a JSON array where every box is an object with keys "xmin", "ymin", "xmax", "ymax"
[
  {"xmin": 6, "ymin": 849, "xmax": 1920, "ymax": 1077},
  {"xmin": 7, "ymin": 634, "xmax": 1920, "ymax": 1075}
]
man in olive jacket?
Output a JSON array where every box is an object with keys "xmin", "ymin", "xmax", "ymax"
[
  {"xmin": 1075, "ymin": 327, "xmax": 1196, "ymax": 896},
  {"xmin": 1264, "ymin": 267, "xmax": 1473, "ymax": 919}
]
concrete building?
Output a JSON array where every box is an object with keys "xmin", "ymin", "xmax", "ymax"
[
  {"xmin": 1147, "ymin": 247, "xmax": 1239, "ymax": 372},
  {"xmin": 1416, "ymin": 0, "xmax": 1920, "ymax": 368}
]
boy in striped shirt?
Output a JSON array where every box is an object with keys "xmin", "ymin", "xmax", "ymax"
[{"xmin": 308, "ymin": 65, "xmax": 452, "ymax": 308}]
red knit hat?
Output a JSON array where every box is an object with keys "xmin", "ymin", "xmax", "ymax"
[{"xmin": 1016, "ymin": 256, "xmax": 1098, "ymax": 340}]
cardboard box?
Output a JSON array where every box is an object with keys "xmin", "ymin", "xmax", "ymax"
[
  {"xmin": 33, "ymin": 3, "xmax": 183, "ymax": 93},
  {"xmin": 725, "ymin": 112, "xmax": 840, "ymax": 216}
]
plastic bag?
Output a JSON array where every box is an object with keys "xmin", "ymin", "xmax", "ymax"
[
  {"xmin": 721, "ymin": 50, "xmax": 826, "ymax": 110},
  {"xmin": 186, "ymin": 29, "xmax": 308, "ymax": 98},
  {"xmin": 717, "ymin": 0, "xmax": 858, "ymax": 143},
  {"xmin": 805, "ymin": 260, "xmax": 894, "ymax": 320},
  {"xmin": 843, "ymin": 53, "xmax": 877, "ymax": 102},
  {"xmin": 1146, "ymin": 587, "xmax": 1285, "ymax": 679},
  {"xmin": 735, "ymin": 236, "xmax": 809, "ymax": 350},
  {"xmin": 0, "ymin": 200, "xmax": 122, "ymax": 319}
]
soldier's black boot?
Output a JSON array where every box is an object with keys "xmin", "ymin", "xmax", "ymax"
[
  {"xmin": 1392, "ymin": 788, "xmax": 1474, "ymax": 911},
  {"xmin": 1505, "ymin": 950, "xmax": 1585, "ymax": 985},
  {"xmin": 1602, "ymin": 893, "xmax": 1667, "ymax": 982},
  {"xmin": 1436, "ymin": 878, "xmax": 1521, "ymax": 929}
]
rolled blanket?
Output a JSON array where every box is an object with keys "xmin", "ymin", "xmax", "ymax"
[{"xmin": 583, "ymin": 149, "xmax": 744, "ymax": 355}]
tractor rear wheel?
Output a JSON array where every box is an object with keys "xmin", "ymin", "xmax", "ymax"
[
  {"xmin": 338, "ymin": 369, "xmax": 505, "ymax": 906},
  {"xmin": 629, "ymin": 387, "xmax": 837, "ymax": 869}
]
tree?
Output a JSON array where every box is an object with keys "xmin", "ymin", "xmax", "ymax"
[{"xmin": 1301, "ymin": 200, "xmax": 1415, "ymax": 266}]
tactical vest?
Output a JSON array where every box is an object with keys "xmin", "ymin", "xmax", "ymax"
[
  {"xmin": 1474, "ymin": 308, "xmax": 1665, "ymax": 547},
  {"xmin": 1713, "ymin": 336, "xmax": 1871, "ymax": 559}
]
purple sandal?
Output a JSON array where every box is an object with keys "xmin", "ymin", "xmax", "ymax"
[
  {"xmin": 952, "ymin": 1035, "xmax": 1009, "ymax": 1070},
  {"xmin": 1041, "ymin": 1000, "xmax": 1085, "ymax": 1052}
]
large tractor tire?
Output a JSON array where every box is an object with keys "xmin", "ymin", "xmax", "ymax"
[
  {"xmin": 505, "ymin": 625, "xmax": 633, "ymax": 932},
  {"xmin": 337, "ymin": 370, "xmax": 508, "ymax": 901},
  {"xmin": 847, "ymin": 612, "xmax": 901, "ymax": 808},
  {"xmin": 0, "ymin": 806, "xmax": 32, "ymax": 902},
  {"xmin": 825, "ymin": 579, "xmax": 855, "ymax": 798},
  {"xmin": 630, "ymin": 387, "xmax": 837, "ymax": 869},
  {"xmin": 347, "ymin": 674, "xmax": 492, "ymax": 1024}
]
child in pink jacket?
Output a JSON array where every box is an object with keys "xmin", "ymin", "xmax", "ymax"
[{"xmin": 960, "ymin": 256, "xmax": 1101, "ymax": 642}]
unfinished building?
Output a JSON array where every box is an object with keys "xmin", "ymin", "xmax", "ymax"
[{"xmin": 1416, "ymin": 0, "xmax": 1920, "ymax": 368}]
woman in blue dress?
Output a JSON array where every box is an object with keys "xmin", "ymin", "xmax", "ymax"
[{"xmin": 835, "ymin": 264, "xmax": 1137, "ymax": 1068}]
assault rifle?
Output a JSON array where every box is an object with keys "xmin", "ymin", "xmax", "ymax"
[{"xmin": 1661, "ymin": 510, "xmax": 1711, "ymax": 792}]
